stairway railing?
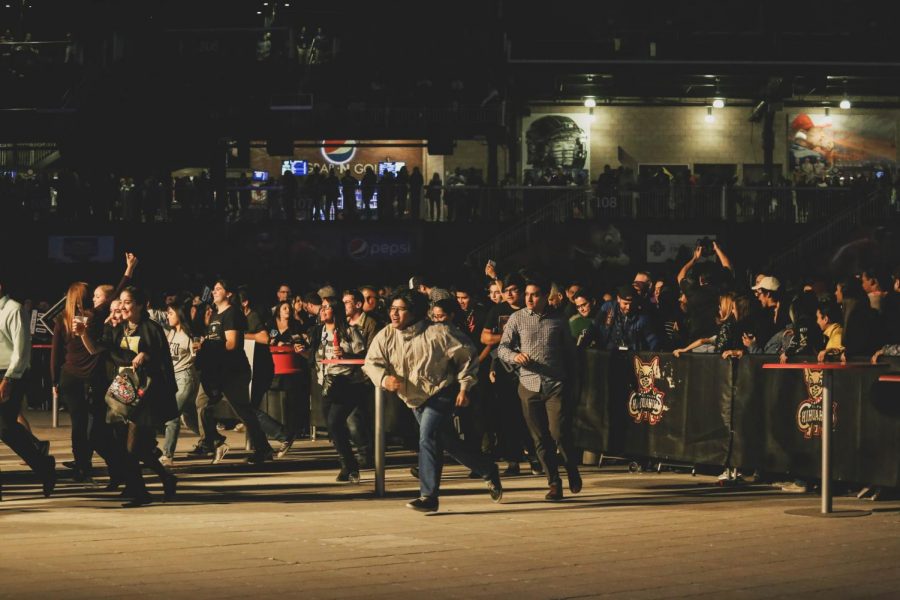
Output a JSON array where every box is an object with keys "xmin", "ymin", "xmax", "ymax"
[
  {"xmin": 465, "ymin": 188, "xmax": 591, "ymax": 268},
  {"xmin": 769, "ymin": 189, "xmax": 892, "ymax": 272}
]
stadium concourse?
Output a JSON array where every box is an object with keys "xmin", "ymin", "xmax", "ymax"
[{"xmin": 1, "ymin": 411, "xmax": 899, "ymax": 600}]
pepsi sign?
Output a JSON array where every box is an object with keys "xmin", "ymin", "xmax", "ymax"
[
  {"xmin": 321, "ymin": 140, "xmax": 357, "ymax": 165},
  {"xmin": 346, "ymin": 236, "xmax": 414, "ymax": 261}
]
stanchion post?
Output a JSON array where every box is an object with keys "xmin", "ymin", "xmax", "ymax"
[
  {"xmin": 52, "ymin": 389, "xmax": 58, "ymax": 428},
  {"xmin": 375, "ymin": 385, "xmax": 385, "ymax": 498},
  {"xmin": 821, "ymin": 369, "xmax": 833, "ymax": 514}
]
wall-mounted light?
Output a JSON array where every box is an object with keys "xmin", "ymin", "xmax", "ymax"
[
  {"xmin": 712, "ymin": 98, "xmax": 725, "ymax": 109},
  {"xmin": 705, "ymin": 107, "xmax": 715, "ymax": 124},
  {"xmin": 839, "ymin": 98, "xmax": 851, "ymax": 110},
  {"xmin": 583, "ymin": 97, "xmax": 597, "ymax": 108}
]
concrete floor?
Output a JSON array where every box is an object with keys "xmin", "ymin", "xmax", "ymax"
[{"xmin": 1, "ymin": 411, "xmax": 899, "ymax": 599}]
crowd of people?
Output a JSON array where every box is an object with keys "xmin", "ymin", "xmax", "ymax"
[
  {"xmin": 2, "ymin": 241, "xmax": 899, "ymax": 509},
  {"xmin": 5, "ymin": 163, "xmax": 898, "ymax": 225}
]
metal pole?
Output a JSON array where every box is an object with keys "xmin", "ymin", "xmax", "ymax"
[
  {"xmin": 375, "ymin": 386, "xmax": 385, "ymax": 497},
  {"xmin": 821, "ymin": 370, "xmax": 833, "ymax": 514},
  {"xmin": 52, "ymin": 388, "xmax": 58, "ymax": 428}
]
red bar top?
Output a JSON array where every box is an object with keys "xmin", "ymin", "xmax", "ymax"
[
  {"xmin": 878, "ymin": 374, "xmax": 900, "ymax": 382},
  {"xmin": 763, "ymin": 362, "xmax": 888, "ymax": 370}
]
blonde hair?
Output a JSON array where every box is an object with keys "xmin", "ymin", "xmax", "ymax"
[
  {"xmin": 63, "ymin": 282, "xmax": 89, "ymax": 335},
  {"xmin": 716, "ymin": 293, "xmax": 736, "ymax": 325}
]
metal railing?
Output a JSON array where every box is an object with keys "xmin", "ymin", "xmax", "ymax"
[
  {"xmin": 465, "ymin": 188, "xmax": 588, "ymax": 268},
  {"xmin": 769, "ymin": 189, "xmax": 894, "ymax": 273}
]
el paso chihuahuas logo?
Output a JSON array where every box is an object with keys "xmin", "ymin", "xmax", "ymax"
[
  {"xmin": 628, "ymin": 356, "xmax": 669, "ymax": 425},
  {"xmin": 797, "ymin": 368, "xmax": 837, "ymax": 439}
]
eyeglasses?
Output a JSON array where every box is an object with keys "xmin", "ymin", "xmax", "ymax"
[{"xmin": 574, "ymin": 302, "xmax": 590, "ymax": 309}]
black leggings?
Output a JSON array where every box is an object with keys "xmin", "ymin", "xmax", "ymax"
[{"xmin": 323, "ymin": 378, "xmax": 370, "ymax": 471}]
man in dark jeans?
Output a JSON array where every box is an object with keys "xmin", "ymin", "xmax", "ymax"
[
  {"xmin": 0, "ymin": 276, "xmax": 56, "ymax": 499},
  {"xmin": 498, "ymin": 275, "xmax": 581, "ymax": 501}
]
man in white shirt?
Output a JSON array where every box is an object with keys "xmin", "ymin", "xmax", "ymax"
[{"xmin": 0, "ymin": 276, "xmax": 56, "ymax": 498}]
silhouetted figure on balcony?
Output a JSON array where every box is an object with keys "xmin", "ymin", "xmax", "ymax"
[
  {"xmin": 395, "ymin": 166, "xmax": 409, "ymax": 217},
  {"xmin": 377, "ymin": 169, "xmax": 395, "ymax": 221},
  {"xmin": 341, "ymin": 170, "xmax": 358, "ymax": 220},
  {"xmin": 282, "ymin": 171, "xmax": 297, "ymax": 221},
  {"xmin": 426, "ymin": 173, "xmax": 442, "ymax": 222},
  {"xmin": 361, "ymin": 166, "xmax": 376, "ymax": 219},
  {"xmin": 238, "ymin": 172, "xmax": 251, "ymax": 219},
  {"xmin": 324, "ymin": 168, "xmax": 340, "ymax": 220},
  {"xmin": 409, "ymin": 167, "xmax": 424, "ymax": 220},
  {"xmin": 446, "ymin": 168, "xmax": 466, "ymax": 222},
  {"xmin": 307, "ymin": 166, "xmax": 323, "ymax": 220}
]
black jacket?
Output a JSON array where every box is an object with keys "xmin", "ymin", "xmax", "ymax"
[{"xmin": 101, "ymin": 317, "xmax": 178, "ymax": 427}]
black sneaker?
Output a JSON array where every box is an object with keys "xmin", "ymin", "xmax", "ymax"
[
  {"xmin": 245, "ymin": 450, "xmax": 272, "ymax": 465},
  {"xmin": 121, "ymin": 493, "xmax": 153, "ymax": 508},
  {"xmin": 486, "ymin": 465, "xmax": 503, "ymax": 503},
  {"xmin": 530, "ymin": 460, "xmax": 545, "ymax": 476},
  {"xmin": 503, "ymin": 462, "xmax": 521, "ymax": 476},
  {"xmin": 568, "ymin": 468, "xmax": 583, "ymax": 495},
  {"xmin": 406, "ymin": 496, "xmax": 439, "ymax": 512},
  {"xmin": 61, "ymin": 460, "xmax": 77, "ymax": 470},
  {"xmin": 410, "ymin": 466, "xmax": 419, "ymax": 479},
  {"xmin": 43, "ymin": 456, "xmax": 57, "ymax": 498},
  {"xmin": 186, "ymin": 443, "xmax": 212, "ymax": 458}
]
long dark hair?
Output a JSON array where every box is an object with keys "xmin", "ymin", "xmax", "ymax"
[
  {"xmin": 273, "ymin": 300, "xmax": 297, "ymax": 329},
  {"xmin": 320, "ymin": 295, "xmax": 351, "ymax": 342},
  {"xmin": 121, "ymin": 286, "xmax": 148, "ymax": 321},
  {"xmin": 166, "ymin": 301, "xmax": 194, "ymax": 338}
]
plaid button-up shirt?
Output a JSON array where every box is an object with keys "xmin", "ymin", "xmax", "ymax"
[{"xmin": 498, "ymin": 307, "xmax": 574, "ymax": 393}]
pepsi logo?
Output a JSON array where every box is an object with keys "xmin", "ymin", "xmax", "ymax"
[
  {"xmin": 347, "ymin": 238, "xmax": 369, "ymax": 259},
  {"xmin": 321, "ymin": 140, "xmax": 357, "ymax": 164}
]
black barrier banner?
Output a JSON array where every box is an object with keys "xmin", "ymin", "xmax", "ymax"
[
  {"xmin": 575, "ymin": 350, "xmax": 900, "ymax": 487},
  {"xmin": 732, "ymin": 355, "xmax": 859, "ymax": 481},
  {"xmin": 574, "ymin": 350, "xmax": 732, "ymax": 466}
]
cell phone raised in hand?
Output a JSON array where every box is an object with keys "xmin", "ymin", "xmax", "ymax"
[{"xmin": 200, "ymin": 286, "xmax": 212, "ymax": 304}]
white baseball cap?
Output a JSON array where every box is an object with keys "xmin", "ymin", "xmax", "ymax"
[{"xmin": 752, "ymin": 276, "xmax": 781, "ymax": 292}]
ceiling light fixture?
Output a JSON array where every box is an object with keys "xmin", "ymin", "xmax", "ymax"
[
  {"xmin": 839, "ymin": 98, "xmax": 851, "ymax": 110},
  {"xmin": 583, "ymin": 97, "xmax": 597, "ymax": 108},
  {"xmin": 712, "ymin": 98, "xmax": 725, "ymax": 109}
]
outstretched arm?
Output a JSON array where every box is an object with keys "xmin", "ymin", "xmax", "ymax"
[{"xmin": 677, "ymin": 246, "xmax": 702, "ymax": 285}]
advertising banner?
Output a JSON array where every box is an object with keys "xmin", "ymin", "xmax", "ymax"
[
  {"xmin": 788, "ymin": 113, "xmax": 896, "ymax": 181},
  {"xmin": 250, "ymin": 140, "xmax": 425, "ymax": 179}
]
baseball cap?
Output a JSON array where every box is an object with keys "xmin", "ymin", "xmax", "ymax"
[
  {"xmin": 752, "ymin": 276, "xmax": 781, "ymax": 292},
  {"xmin": 616, "ymin": 285, "xmax": 636, "ymax": 301}
]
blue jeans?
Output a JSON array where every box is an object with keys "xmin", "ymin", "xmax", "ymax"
[
  {"xmin": 414, "ymin": 386, "xmax": 494, "ymax": 498},
  {"xmin": 163, "ymin": 368, "xmax": 199, "ymax": 458}
]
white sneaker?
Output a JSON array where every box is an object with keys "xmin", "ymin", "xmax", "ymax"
[
  {"xmin": 212, "ymin": 443, "xmax": 230, "ymax": 465},
  {"xmin": 781, "ymin": 481, "xmax": 809, "ymax": 493},
  {"xmin": 159, "ymin": 456, "xmax": 174, "ymax": 468}
]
